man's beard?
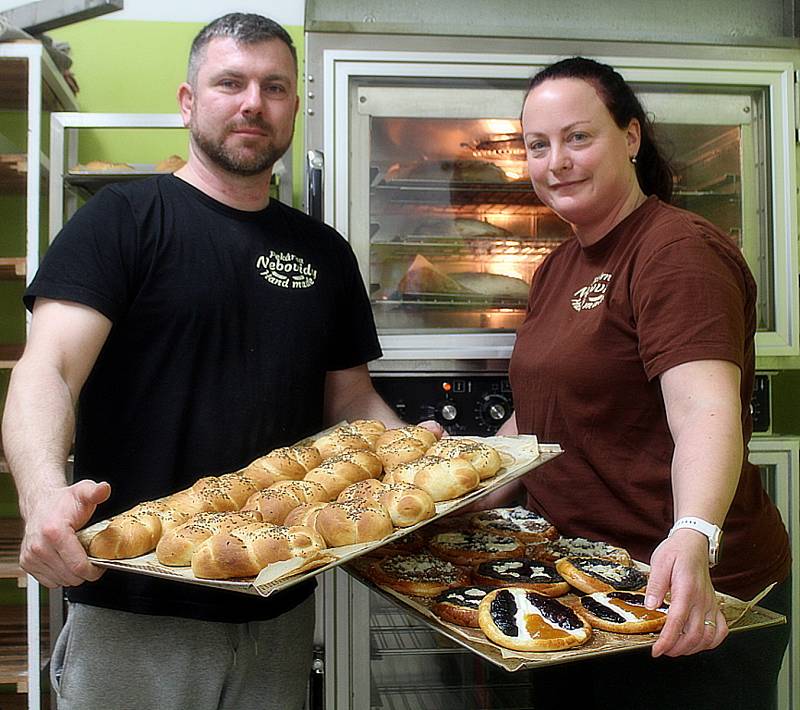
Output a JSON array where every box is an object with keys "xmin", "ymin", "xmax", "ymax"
[{"xmin": 190, "ymin": 118, "xmax": 291, "ymax": 176}]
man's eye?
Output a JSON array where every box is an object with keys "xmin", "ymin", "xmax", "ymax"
[
  {"xmin": 265, "ymin": 84, "xmax": 288, "ymax": 96},
  {"xmin": 219, "ymin": 79, "xmax": 238, "ymax": 89}
]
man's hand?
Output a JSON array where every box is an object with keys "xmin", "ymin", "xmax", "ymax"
[
  {"xmin": 646, "ymin": 531, "xmax": 728, "ymax": 657},
  {"xmin": 20, "ymin": 479, "xmax": 111, "ymax": 588}
]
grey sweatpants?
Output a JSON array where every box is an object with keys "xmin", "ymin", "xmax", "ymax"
[{"xmin": 50, "ymin": 595, "xmax": 315, "ymax": 710}]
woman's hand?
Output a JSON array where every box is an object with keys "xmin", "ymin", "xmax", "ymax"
[{"xmin": 646, "ymin": 529, "xmax": 728, "ymax": 657}]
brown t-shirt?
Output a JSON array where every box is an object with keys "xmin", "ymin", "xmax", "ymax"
[{"xmin": 509, "ymin": 196, "xmax": 789, "ymax": 600}]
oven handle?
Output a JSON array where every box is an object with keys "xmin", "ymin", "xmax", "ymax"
[{"xmin": 306, "ymin": 149, "xmax": 324, "ymax": 221}]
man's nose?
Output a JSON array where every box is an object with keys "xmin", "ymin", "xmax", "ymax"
[{"xmin": 240, "ymin": 82, "xmax": 263, "ymax": 113}]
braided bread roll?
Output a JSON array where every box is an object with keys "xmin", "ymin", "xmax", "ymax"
[
  {"xmin": 155, "ymin": 510, "xmax": 262, "ymax": 566},
  {"xmin": 375, "ymin": 425, "xmax": 438, "ymax": 450},
  {"xmin": 379, "ymin": 483, "xmax": 436, "ymax": 527},
  {"xmin": 337, "ymin": 480, "xmax": 435, "ymax": 527},
  {"xmin": 377, "ymin": 438, "xmax": 431, "ymax": 472},
  {"xmin": 241, "ymin": 480, "xmax": 329, "ymax": 524},
  {"xmin": 314, "ymin": 501, "xmax": 393, "ymax": 546},
  {"xmin": 336, "ymin": 479, "xmax": 387, "ymax": 505},
  {"xmin": 191, "ymin": 523, "xmax": 326, "ymax": 579},
  {"xmin": 389, "ymin": 455, "xmax": 480, "ymax": 502},
  {"xmin": 304, "ymin": 450, "xmax": 383, "ymax": 498},
  {"xmin": 87, "ymin": 500, "xmax": 191, "ymax": 560},
  {"xmin": 427, "ymin": 439, "xmax": 502, "ymax": 480},
  {"xmin": 334, "ymin": 420, "xmax": 386, "ymax": 448},
  {"xmin": 240, "ymin": 446, "xmax": 323, "ymax": 488},
  {"xmin": 190, "ymin": 472, "xmax": 260, "ymax": 509},
  {"xmin": 313, "ymin": 430, "xmax": 374, "ymax": 459},
  {"xmin": 284, "ymin": 502, "xmax": 328, "ymax": 529}
]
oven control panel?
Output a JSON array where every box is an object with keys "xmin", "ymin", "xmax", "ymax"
[
  {"xmin": 373, "ymin": 373, "xmax": 771, "ymax": 437},
  {"xmin": 372, "ymin": 375, "xmax": 513, "ymax": 436}
]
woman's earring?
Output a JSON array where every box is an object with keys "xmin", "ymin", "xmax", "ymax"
[{"xmin": 630, "ymin": 155, "xmax": 637, "ymax": 164}]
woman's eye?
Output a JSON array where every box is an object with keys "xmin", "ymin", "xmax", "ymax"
[
  {"xmin": 569, "ymin": 132, "xmax": 588, "ymax": 143},
  {"xmin": 527, "ymin": 141, "xmax": 547, "ymax": 154}
]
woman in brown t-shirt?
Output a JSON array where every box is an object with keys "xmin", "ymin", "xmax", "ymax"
[{"xmin": 489, "ymin": 57, "xmax": 791, "ymax": 709}]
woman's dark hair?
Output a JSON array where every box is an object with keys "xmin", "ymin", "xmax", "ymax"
[{"xmin": 524, "ymin": 57, "xmax": 673, "ymax": 203}]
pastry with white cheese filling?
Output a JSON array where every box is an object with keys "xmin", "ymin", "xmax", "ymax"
[
  {"xmin": 469, "ymin": 506, "xmax": 558, "ymax": 542},
  {"xmin": 527, "ymin": 536, "xmax": 631, "ymax": 564},
  {"xmin": 478, "ymin": 587, "xmax": 592, "ymax": 652},
  {"xmin": 578, "ymin": 591, "xmax": 669, "ymax": 633},
  {"xmin": 555, "ymin": 556, "xmax": 647, "ymax": 594},
  {"xmin": 472, "ymin": 558, "xmax": 569, "ymax": 597},
  {"xmin": 431, "ymin": 585, "xmax": 493, "ymax": 627},
  {"xmin": 428, "ymin": 530, "xmax": 525, "ymax": 566},
  {"xmin": 367, "ymin": 552, "xmax": 470, "ymax": 597}
]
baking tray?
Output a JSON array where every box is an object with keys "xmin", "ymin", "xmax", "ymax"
[
  {"xmin": 82, "ymin": 434, "xmax": 561, "ymax": 598},
  {"xmin": 344, "ymin": 558, "xmax": 786, "ymax": 671}
]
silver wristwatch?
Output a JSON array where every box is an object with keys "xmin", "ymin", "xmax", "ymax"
[{"xmin": 668, "ymin": 517, "xmax": 723, "ymax": 567}]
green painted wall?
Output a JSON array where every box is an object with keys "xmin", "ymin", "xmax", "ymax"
[{"xmin": 48, "ymin": 19, "xmax": 305, "ymax": 198}]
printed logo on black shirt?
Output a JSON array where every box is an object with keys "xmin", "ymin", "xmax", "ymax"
[
  {"xmin": 256, "ymin": 251, "xmax": 318, "ymax": 289},
  {"xmin": 571, "ymin": 272, "xmax": 612, "ymax": 311}
]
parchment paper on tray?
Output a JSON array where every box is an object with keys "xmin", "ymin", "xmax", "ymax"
[
  {"xmin": 84, "ymin": 434, "xmax": 562, "ymax": 597},
  {"xmin": 343, "ymin": 559, "xmax": 786, "ymax": 671}
]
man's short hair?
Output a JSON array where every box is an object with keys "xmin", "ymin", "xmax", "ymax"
[{"xmin": 187, "ymin": 13, "xmax": 297, "ymax": 85}]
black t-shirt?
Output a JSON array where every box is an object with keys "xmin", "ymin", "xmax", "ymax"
[{"xmin": 25, "ymin": 175, "xmax": 382, "ymax": 621}]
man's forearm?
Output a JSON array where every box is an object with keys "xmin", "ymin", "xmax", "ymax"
[{"xmin": 2, "ymin": 360, "xmax": 75, "ymax": 519}]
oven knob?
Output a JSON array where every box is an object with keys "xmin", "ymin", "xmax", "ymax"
[
  {"xmin": 478, "ymin": 394, "xmax": 510, "ymax": 424},
  {"xmin": 437, "ymin": 402, "xmax": 458, "ymax": 422}
]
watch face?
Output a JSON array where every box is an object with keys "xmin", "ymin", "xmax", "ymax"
[{"xmin": 709, "ymin": 529, "xmax": 723, "ymax": 567}]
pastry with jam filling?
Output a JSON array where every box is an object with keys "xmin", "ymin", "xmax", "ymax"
[
  {"xmin": 578, "ymin": 591, "xmax": 669, "ymax": 633},
  {"xmin": 469, "ymin": 506, "xmax": 558, "ymax": 542},
  {"xmin": 478, "ymin": 587, "xmax": 592, "ymax": 652}
]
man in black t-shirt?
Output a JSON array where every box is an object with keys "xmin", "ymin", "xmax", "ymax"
[{"xmin": 1, "ymin": 14, "xmax": 434, "ymax": 710}]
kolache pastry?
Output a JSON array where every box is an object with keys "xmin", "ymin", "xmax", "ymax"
[
  {"xmin": 386, "ymin": 455, "xmax": 480, "ymax": 501},
  {"xmin": 555, "ymin": 556, "xmax": 648, "ymax": 594},
  {"xmin": 368, "ymin": 552, "xmax": 471, "ymax": 597},
  {"xmin": 427, "ymin": 530, "xmax": 525, "ymax": 566},
  {"xmin": 191, "ymin": 522, "xmax": 326, "ymax": 579},
  {"xmin": 155, "ymin": 510, "xmax": 261, "ymax": 566},
  {"xmin": 427, "ymin": 438, "xmax": 502, "ymax": 480},
  {"xmin": 469, "ymin": 506, "xmax": 558, "ymax": 542},
  {"xmin": 472, "ymin": 558, "xmax": 570, "ymax": 597},
  {"xmin": 432, "ymin": 585, "xmax": 493, "ymax": 628},
  {"xmin": 527, "ymin": 536, "xmax": 631, "ymax": 564},
  {"xmin": 478, "ymin": 587, "xmax": 592, "ymax": 652},
  {"xmin": 578, "ymin": 591, "xmax": 669, "ymax": 634}
]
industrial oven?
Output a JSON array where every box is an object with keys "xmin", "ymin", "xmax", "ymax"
[{"xmin": 302, "ymin": 6, "xmax": 799, "ymax": 707}]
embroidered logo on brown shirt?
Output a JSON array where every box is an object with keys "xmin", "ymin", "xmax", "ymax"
[{"xmin": 571, "ymin": 272, "xmax": 612, "ymax": 311}]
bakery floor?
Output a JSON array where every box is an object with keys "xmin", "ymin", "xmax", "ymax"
[{"xmin": 368, "ymin": 593, "xmax": 535, "ymax": 709}]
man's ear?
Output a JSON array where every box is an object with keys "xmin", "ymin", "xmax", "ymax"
[{"xmin": 177, "ymin": 82, "xmax": 194, "ymax": 128}]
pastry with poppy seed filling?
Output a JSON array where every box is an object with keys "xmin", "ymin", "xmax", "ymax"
[
  {"xmin": 469, "ymin": 506, "xmax": 558, "ymax": 542},
  {"xmin": 527, "ymin": 536, "xmax": 631, "ymax": 564},
  {"xmin": 367, "ymin": 552, "xmax": 470, "ymax": 597},
  {"xmin": 428, "ymin": 530, "xmax": 525, "ymax": 566},
  {"xmin": 432, "ymin": 585, "xmax": 493, "ymax": 627},
  {"xmin": 478, "ymin": 587, "xmax": 592, "ymax": 652},
  {"xmin": 555, "ymin": 556, "xmax": 647, "ymax": 594},
  {"xmin": 472, "ymin": 558, "xmax": 569, "ymax": 597},
  {"xmin": 578, "ymin": 591, "xmax": 669, "ymax": 633}
]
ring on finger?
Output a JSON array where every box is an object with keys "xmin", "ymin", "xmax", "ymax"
[{"xmin": 703, "ymin": 619, "xmax": 717, "ymax": 628}]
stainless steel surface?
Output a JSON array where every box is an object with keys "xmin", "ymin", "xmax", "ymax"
[
  {"xmin": 305, "ymin": 0, "xmax": 800, "ymax": 46},
  {"xmin": 304, "ymin": 34, "xmax": 799, "ymax": 358},
  {"xmin": 306, "ymin": 149, "xmax": 324, "ymax": 222},
  {"xmin": 1, "ymin": 0, "xmax": 123, "ymax": 34}
]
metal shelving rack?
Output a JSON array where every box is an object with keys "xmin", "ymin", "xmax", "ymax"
[{"xmin": 0, "ymin": 39, "xmax": 78, "ymax": 710}]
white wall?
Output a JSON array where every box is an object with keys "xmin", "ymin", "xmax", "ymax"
[{"xmin": 0, "ymin": 0, "xmax": 304, "ymax": 26}]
